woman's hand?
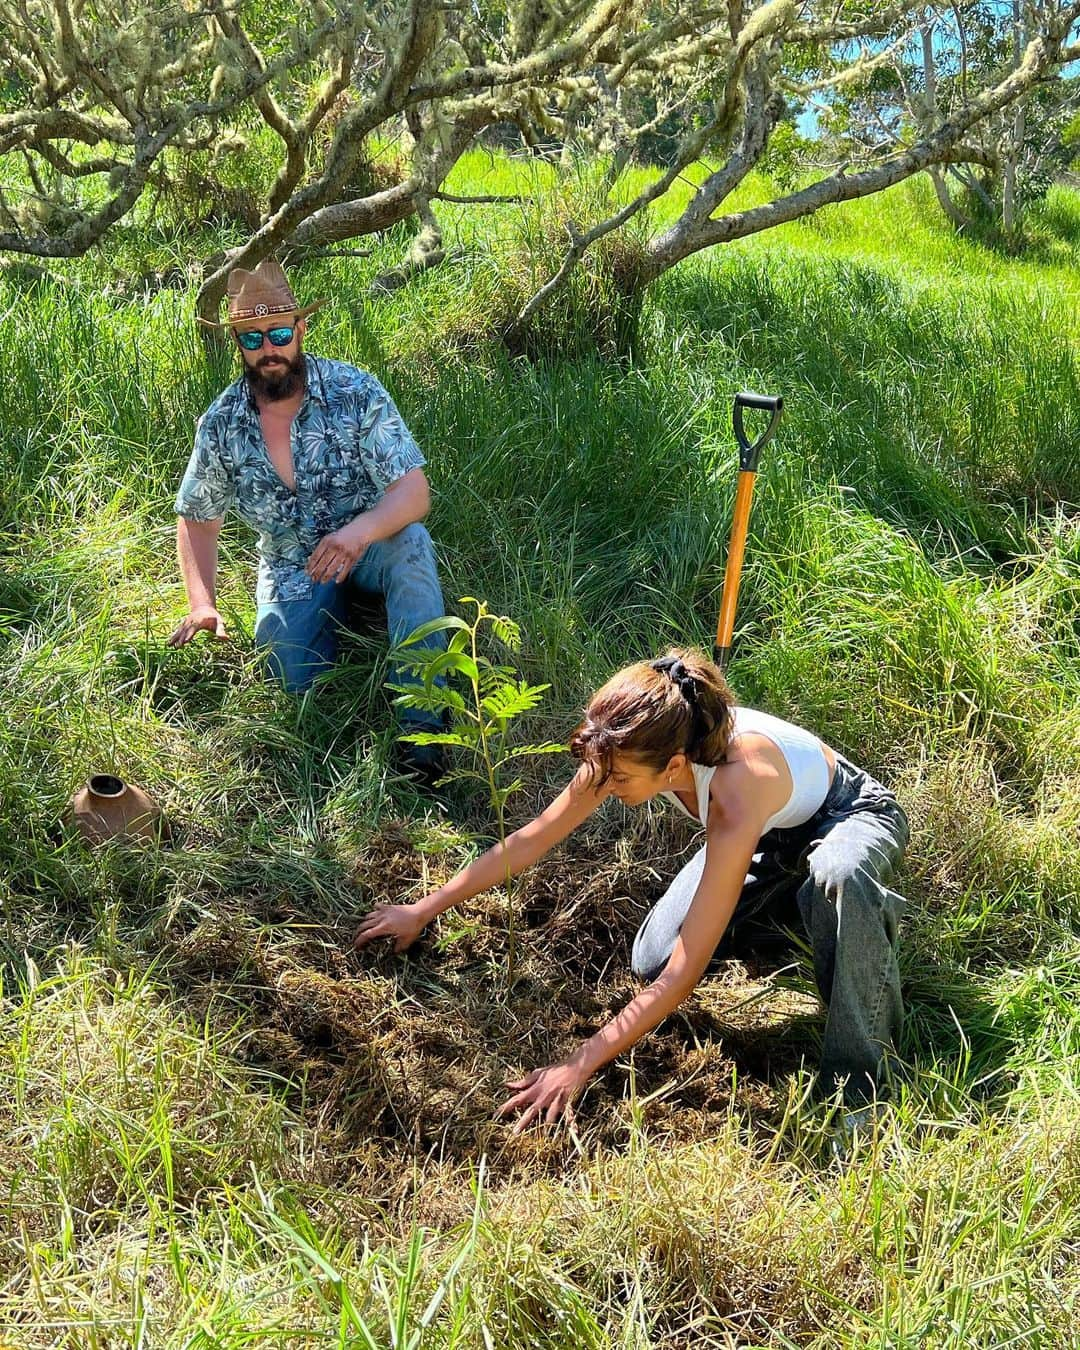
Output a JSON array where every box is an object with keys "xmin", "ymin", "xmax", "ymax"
[
  {"xmin": 498, "ymin": 1059, "xmax": 592, "ymax": 1132},
  {"xmin": 354, "ymin": 902, "xmax": 426, "ymax": 953}
]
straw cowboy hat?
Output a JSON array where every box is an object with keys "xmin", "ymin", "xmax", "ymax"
[{"xmin": 199, "ymin": 258, "xmax": 327, "ymax": 330}]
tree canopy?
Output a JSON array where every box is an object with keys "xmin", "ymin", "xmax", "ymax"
[{"xmin": 1, "ymin": 1, "xmax": 1077, "ymax": 322}]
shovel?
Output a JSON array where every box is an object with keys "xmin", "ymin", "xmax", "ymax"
[{"xmin": 713, "ymin": 391, "xmax": 784, "ymax": 672}]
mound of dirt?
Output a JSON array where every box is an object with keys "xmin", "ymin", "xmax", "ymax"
[{"xmin": 164, "ymin": 822, "xmax": 823, "ymax": 1181}]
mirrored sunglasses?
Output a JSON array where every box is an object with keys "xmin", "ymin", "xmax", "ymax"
[{"xmin": 235, "ymin": 325, "xmax": 295, "ymax": 351}]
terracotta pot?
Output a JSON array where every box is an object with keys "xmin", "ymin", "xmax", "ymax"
[{"xmin": 69, "ymin": 774, "xmax": 167, "ymax": 846}]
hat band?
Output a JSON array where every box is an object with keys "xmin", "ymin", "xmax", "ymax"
[{"xmin": 230, "ymin": 301, "xmax": 298, "ymax": 322}]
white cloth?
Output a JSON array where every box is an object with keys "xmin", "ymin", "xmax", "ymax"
[{"xmin": 661, "ymin": 706, "xmax": 832, "ymax": 834}]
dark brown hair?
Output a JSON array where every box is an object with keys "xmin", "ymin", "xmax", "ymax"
[{"xmin": 569, "ymin": 648, "xmax": 735, "ymax": 786}]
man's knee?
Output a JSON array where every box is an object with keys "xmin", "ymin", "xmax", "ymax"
[
  {"xmin": 376, "ymin": 523, "xmax": 446, "ymax": 645},
  {"xmin": 262, "ymin": 642, "xmax": 320, "ymax": 694},
  {"xmin": 381, "ymin": 521, "xmax": 436, "ymax": 570},
  {"xmin": 255, "ymin": 614, "xmax": 325, "ymax": 694}
]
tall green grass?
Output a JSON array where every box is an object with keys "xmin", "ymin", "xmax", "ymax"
[{"xmin": 1, "ymin": 167, "xmax": 1078, "ymax": 1345}]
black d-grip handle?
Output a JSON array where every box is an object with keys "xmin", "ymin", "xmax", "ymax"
[{"xmin": 733, "ymin": 391, "xmax": 784, "ymax": 472}]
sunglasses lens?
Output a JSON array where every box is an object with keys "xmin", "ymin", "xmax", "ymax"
[{"xmin": 236, "ymin": 324, "xmax": 295, "ymax": 350}]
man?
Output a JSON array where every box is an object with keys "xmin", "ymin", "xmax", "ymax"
[{"xmin": 170, "ymin": 258, "xmax": 447, "ymax": 783}]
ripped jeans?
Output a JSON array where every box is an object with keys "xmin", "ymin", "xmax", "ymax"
[
  {"xmin": 631, "ymin": 756, "xmax": 910, "ymax": 1104},
  {"xmin": 254, "ymin": 522, "xmax": 446, "ymax": 728}
]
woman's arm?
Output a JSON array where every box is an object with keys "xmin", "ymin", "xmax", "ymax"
[
  {"xmin": 355, "ymin": 764, "xmax": 608, "ymax": 951},
  {"xmin": 499, "ymin": 781, "xmax": 767, "ymax": 1129}
]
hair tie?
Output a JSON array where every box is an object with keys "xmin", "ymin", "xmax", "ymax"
[
  {"xmin": 651, "ymin": 656, "xmax": 697, "ymax": 706},
  {"xmin": 651, "ymin": 656, "xmax": 710, "ymax": 752}
]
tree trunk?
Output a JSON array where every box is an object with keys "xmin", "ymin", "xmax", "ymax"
[
  {"xmin": 930, "ymin": 167, "xmax": 971, "ymax": 229},
  {"xmin": 1002, "ymin": 0, "xmax": 1027, "ymax": 236},
  {"xmin": 920, "ymin": 12, "xmax": 968, "ymax": 230}
]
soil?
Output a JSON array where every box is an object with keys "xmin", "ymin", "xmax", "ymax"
[{"xmin": 165, "ymin": 821, "xmax": 823, "ymax": 1196}]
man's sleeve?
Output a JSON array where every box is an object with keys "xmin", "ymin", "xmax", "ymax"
[
  {"xmin": 357, "ymin": 378, "xmax": 426, "ymax": 490},
  {"xmin": 174, "ymin": 414, "xmax": 235, "ymax": 521}
]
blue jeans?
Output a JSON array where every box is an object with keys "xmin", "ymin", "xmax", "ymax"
[
  {"xmin": 631, "ymin": 756, "xmax": 909, "ymax": 1105},
  {"xmin": 254, "ymin": 522, "xmax": 447, "ymax": 729}
]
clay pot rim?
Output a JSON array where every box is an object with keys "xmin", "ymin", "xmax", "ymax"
[{"xmin": 87, "ymin": 774, "xmax": 127, "ymax": 798}]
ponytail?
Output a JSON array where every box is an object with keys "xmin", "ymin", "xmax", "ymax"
[{"xmin": 570, "ymin": 648, "xmax": 734, "ymax": 786}]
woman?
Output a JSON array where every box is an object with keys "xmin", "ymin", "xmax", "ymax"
[{"xmin": 355, "ymin": 650, "xmax": 909, "ymax": 1129}]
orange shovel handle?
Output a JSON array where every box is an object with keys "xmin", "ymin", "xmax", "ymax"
[{"xmin": 713, "ymin": 470, "xmax": 757, "ymax": 671}]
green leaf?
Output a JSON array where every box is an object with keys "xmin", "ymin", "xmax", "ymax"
[
  {"xmin": 390, "ymin": 640, "xmax": 482, "ymax": 687},
  {"xmin": 492, "ymin": 616, "xmax": 521, "ymax": 650},
  {"xmin": 395, "ymin": 615, "xmax": 471, "ymax": 647},
  {"xmin": 491, "ymin": 778, "xmax": 524, "ymax": 809},
  {"xmin": 398, "ymin": 731, "xmax": 471, "ymax": 747},
  {"xmin": 390, "ymin": 645, "xmax": 454, "ymax": 677},
  {"xmin": 503, "ymin": 742, "xmax": 568, "ymax": 758},
  {"xmin": 387, "ymin": 685, "xmax": 469, "ymax": 715},
  {"xmin": 430, "ymin": 766, "xmax": 486, "ymax": 786},
  {"xmin": 481, "ymin": 680, "xmax": 551, "ymax": 720}
]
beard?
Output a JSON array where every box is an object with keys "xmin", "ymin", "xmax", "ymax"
[{"xmin": 244, "ymin": 350, "xmax": 306, "ymax": 402}]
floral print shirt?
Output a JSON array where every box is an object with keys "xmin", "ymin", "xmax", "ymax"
[{"xmin": 174, "ymin": 356, "xmax": 425, "ymax": 603}]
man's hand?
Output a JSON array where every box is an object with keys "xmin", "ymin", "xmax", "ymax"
[
  {"xmin": 307, "ymin": 517, "xmax": 373, "ymax": 584},
  {"xmin": 498, "ymin": 1059, "xmax": 591, "ymax": 1132},
  {"xmin": 354, "ymin": 902, "xmax": 426, "ymax": 953},
  {"xmin": 168, "ymin": 606, "xmax": 229, "ymax": 647}
]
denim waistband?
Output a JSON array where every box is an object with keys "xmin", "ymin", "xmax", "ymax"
[{"xmin": 826, "ymin": 754, "xmax": 899, "ymax": 812}]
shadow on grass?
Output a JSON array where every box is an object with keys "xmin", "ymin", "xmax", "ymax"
[
  {"xmin": 1031, "ymin": 188, "xmax": 1080, "ymax": 251},
  {"xmin": 0, "ymin": 563, "xmax": 47, "ymax": 630},
  {"xmin": 135, "ymin": 591, "xmax": 429, "ymax": 820},
  {"xmin": 949, "ymin": 189, "xmax": 1080, "ymax": 267},
  {"xmin": 0, "ymin": 604, "xmax": 455, "ymax": 963}
]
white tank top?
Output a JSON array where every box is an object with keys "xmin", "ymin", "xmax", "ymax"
[{"xmin": 660, "ymin": 706, "xmax": 832, "ymax": 834}]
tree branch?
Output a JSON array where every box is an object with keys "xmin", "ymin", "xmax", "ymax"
[
  {"xmin": 787, "ymin": 2, "xmax": 923, "ymax": 43},
  {"xmin": 432, "ymin": 189, "xmax": 529, "ymax": 204},
  {"xmin": 645, "ymin": 5, "xmax": 1080, "ymax": 277},
  {"xmin": 406, "ymin": 0, "xmax": 629, "ymax": 102},
  {"xmin": 507, "ymin": 54, "xmax": 780, "ymax": 339},
  {"xmin": 368, "ymin": 194, "xmax": 447, "ymax": 293}
]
